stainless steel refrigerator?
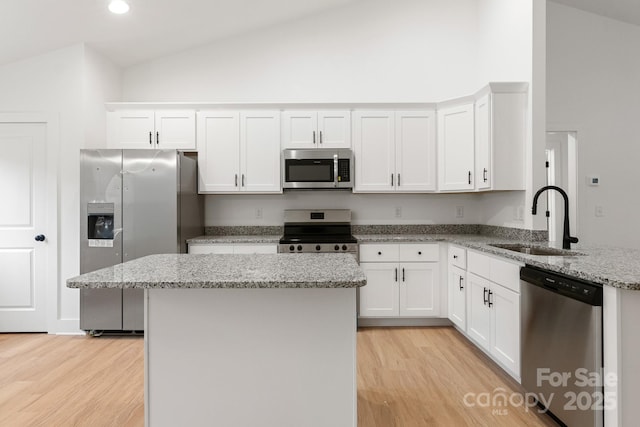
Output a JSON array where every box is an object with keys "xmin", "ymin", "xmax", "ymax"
[{"xmin": 79, "ymin": 149, "xmax": 203, "ymax": 334}]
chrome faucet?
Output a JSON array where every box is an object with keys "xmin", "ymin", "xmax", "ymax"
[{"xmin": 532, "ymin": 185, "xmax": 579, "ymax": 250}]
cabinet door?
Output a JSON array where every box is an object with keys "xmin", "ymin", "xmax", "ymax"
[
  {"xmin": 241, "ymin": 111, "xmax": 281, "ymax": 193},
  {"xmin": 281, "ymin": 111, "xmax": 317, "ymax": 149},
  {"xmin": 395, "ymin": 111, "xmax": 437, "ymax": 192},
  {"xmin": 466, "ymin": 273, "xmax": 491, "ymax": 351},
  {"xmin": 474, "ymin": 95, "xmax": 491, "ymax": 190},
  {"xmin": 107, "ymin": 110, "xmax": 155, "ymax": 149},
  {"xmin": 490, "ymin": 283, "xmax": 520, "ymax": 376},
  {"xmin": 317, "ymin": 111, "xmax": 351, "ymax": 149},
  {"xmin": 353, "ymin": 111, "xmax": 395, "ymax": 192},
  {"xmin": 197, "ymin": 111, "xmax": 240, "ymax": 193},
  {"xmin": 359, "ymin": 263, "xmax": 399, "ymax": 317},
  {"xmin": 399, "ymin": 262, "xmax": 439, "ymax": 317},
  {"xmin": 155, "ymin": 110, "xmax": 196, "ymax": 150},
  {"xmin": 437, "ymin": 103, "xmax": 474, "ymax": 191},
  {"xmin": 448, "ymin": 265, "xmax": 466, "ymax": 330}
]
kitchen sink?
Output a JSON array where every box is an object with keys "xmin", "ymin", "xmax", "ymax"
[{"xmin": 489, "ymin": 243, "xmax": 584, "ymax": 257}]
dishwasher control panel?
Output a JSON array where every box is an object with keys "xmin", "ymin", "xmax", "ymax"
[{"xmin": 521, "ymin": 266, "xmax": 603, "ymax": 306}]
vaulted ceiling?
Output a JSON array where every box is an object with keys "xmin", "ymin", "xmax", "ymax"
[
  {"xmin": 0, "ymin": 0, "xmax": 358, "ymax": 67},
  {"xmin": 1, "ymin": 0, "xmax": 638, "ymax": 69}
]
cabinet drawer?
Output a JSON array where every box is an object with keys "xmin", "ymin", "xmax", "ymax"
[
  {"xmin": 233, "ymin": 244, "xmax": 277, "ymax": 254},
  {"xmin": 359, "ymin": 244, "xmax": 400, "ymax": 263},
  {"xmin": 188, "ymin": 244, "xmax": 234, "ymax": 254},
  {"xmin": 448, "ymin": 245, "xmax": 466, "ymax": 269},
  {"xmin": 399, "ymin": 244, "xmax": 439, "ymax": 262},
  {"xmin": 467, "ymin": 250, "xmax": 522, "ymax": 293}
]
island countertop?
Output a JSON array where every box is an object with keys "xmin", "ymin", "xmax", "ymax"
[{"xmin": 66, "ymin": 253, "xmax": 366, "ymax": 289}]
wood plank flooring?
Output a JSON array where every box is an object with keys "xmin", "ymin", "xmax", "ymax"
[{"xmin": 0, "ymin": 327, "xmax": 557, "ymax": 426}]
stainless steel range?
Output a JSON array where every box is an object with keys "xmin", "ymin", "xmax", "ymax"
[{"xmin": 278, "ymin": 209, "xmax": 358, "ymax": 256}]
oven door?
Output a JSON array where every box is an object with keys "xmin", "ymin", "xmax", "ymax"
[{"xmin": 282, "ymin": 149, "xmax": 352, "ymax": 189}]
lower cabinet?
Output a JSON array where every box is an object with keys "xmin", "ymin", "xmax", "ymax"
[
  {"xmin": 465, "ymin": 250, "xmax": 522, "ymax": 379},
  {"xmin": 448, "ymin": 265, "xmax": 466, "ymax": 329},
  {"xmin": 447, "ymin": 245, "xmax": 522, "ymax": 381},
  {"xmin": 466, "ymin": 272, "xmax": 520, "ymax": 377},
  {"xmin": 359, "ymin": 243, "xmax": 440, "ymax": 318},
  {"xmin": 188, "ymin": 243, "xmax": 277, "ymax": 254}
]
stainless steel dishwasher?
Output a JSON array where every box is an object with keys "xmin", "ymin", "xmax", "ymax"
[{"xmin": 520, "ymin": 266, "xmax": 603, "ymax": 427}]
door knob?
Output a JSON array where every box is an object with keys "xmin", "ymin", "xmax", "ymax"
[{"xmin": 35, "ymin": 234, "xmax": 46, "ymax": 242}]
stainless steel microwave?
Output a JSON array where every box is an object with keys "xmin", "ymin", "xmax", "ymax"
[{"xmin": 282, "ymin": 148, "xmax": 354, "ymax": 190}]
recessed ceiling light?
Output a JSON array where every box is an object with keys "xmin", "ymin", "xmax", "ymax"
[{"xmin": 108, "ymin": 0, "xmax": 130, "ymax": 14}]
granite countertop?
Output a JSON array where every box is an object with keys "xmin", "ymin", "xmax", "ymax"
[
  {"xmin": 66, "ymin": 253, "xmax": 366, "ymax": 289},
  {"xmin": 357, "ymin": 234, "xmax": 640, "ymax": 290},
  {"xmin": 185, "ymin": 232, "xmax": 640, "ymax": 290}
]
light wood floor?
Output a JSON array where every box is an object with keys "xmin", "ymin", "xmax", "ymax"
[{"xmin": 0, "ymin": 327, "xmax": 557, "ymax": 426}]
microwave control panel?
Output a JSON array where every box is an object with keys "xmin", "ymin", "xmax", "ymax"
[{"xmin": 338, "ymin": 159, "xmax": 351, "ymax": 182}]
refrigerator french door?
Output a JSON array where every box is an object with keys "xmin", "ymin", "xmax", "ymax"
[{"xmin": 79, "ymin": 149, "xmax": 202, "ymax": 333}]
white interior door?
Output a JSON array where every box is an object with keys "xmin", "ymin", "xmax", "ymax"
[
  {"xmin": 545, "ymin": 131, "xmax": 578, "ymax": 245},
  {"xmin": 0, "ymin": 123, "xmax": 48, "ymax": 332}
]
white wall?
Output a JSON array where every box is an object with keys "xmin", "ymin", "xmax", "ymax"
[
  {"xmin": 122, "ymin": 0, "xmax": 539, "ymax": 227},
  {"xmin": 547, "ymin": 2, "xmax": 640, "ymax": 249},
  {"xmin": 0, "ymin": 44, "xmax": 121, "ymax": 333},
  {"xmin": 0, "ymin": 45, "xmax": 84, "ymax": 332},
  {"xmin": 475, "ymin": 0, "xmax": 545, "ymax": 231},
  {"xmin": 206, "ymin": 192, "xmax": 482, "ymax": 226},
  {"xmin": 83, "ymin": 48, "xmax": 122, "ymax": 149},
  {"xmin": 123, "ymin": 0, "xmax": 480, "ymax": 103}
]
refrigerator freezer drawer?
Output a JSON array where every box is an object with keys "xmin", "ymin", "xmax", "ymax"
[
  {"xmin": 122, "ymin": 289, "xmax": 144, "ymax": 330},
  {"xmin": 80, "ymin": 288, "xmax": 122, "ymax": 330}
]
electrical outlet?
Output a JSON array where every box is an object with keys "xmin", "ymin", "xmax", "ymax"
[
  {"xmin": 255, "ymin": 208, "xmax": 263, "ymax": 219},
  {"xmin": 394, "ymin": 206, "xmax": 402, "ymax": 218},
  {"xmin": 455, "ymin": 206, "xmax": 464, "ymax": 219},
  {"xmin": 595, "ymin": 206, "xmax": 604, "ymax": 217}
]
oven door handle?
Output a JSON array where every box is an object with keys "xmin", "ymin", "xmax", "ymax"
[{"xmin": 333, "ymin": 153, "xmax": 339, "ymax": 188}]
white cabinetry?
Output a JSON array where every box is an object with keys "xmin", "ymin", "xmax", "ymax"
[
  {"xmin": 281, "ymin": 110, "xmax": 351, "ymax": 149},
  {"xmin": 107, "ymin": 110, "xmax": 196, "ymax": 150},
  {"xmin": 197, "ymin": 111, "xmax": 281, "ymax": 194},
  {"xmin": 474, "ymin": 87, "xmax": 527, "ymax": 191},
  {"xmin": 447, "ymin": 245, "xmax": 467, "ymax": 330},
  {"xmin": 359, "ymin": 243, "xmax": 439, "ymax": 317},
  {"xmin": 437, "ymin": 103, "xmax": 475, "ymax": 191},
  {"xmin": 354, "ymin": 110, "xmax": 436, "ymax": 192},
  {"xmin": 188, "ymin": 243, "xmax": 277, "ymax": 254},
  {"xmin": 465, "ymin": 250, "xmax": 522, "ymax": 379}
]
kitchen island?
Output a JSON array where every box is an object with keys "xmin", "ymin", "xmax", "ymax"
[{"xmin": 67, "ymin": 253, "xmax": 366, "ymax": 427}]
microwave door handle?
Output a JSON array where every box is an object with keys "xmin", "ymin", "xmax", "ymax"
[{"xmin": 333, "ymin": 154, "xmax": 339, "ymax": 188}]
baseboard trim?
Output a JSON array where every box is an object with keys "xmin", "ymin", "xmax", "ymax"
[{"xmin": 357, "ymin": 317, "xmax": 452, "ymax": 327}]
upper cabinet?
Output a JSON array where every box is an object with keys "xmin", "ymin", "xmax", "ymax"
[
  {"xmin": 437, "ymin": 83, "xmax": 527, "ymax": 192},
  {"xmin": 474, "ymin": 88, "xmax": 527, "ymax": 191},
  {"xmin": 197, "ymin": 110, "xmax": 281, "ymax": 194},
  {"xmin": 281, "ymin": 110, "xmax": 351, "ymax": 149},
  {"xmin": 354, "ymin": 110, "xmax": 436, "ymax": 193},
  {"xmin": 107, "ymin": 110, "xmax": 196, "ymax": 150},
  {"xmin": 437, "ymin": 103, "xmax": 475, "ymax": 192}
]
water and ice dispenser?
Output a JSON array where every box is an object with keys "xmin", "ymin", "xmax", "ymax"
[{"xmin": 87, "ymin": 203, "xmax": 115, "ymax": 247}]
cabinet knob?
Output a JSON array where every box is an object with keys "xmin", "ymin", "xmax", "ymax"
[
  {"xmin": 34, "ymin": 234, "xmax": 46, "ymax": 242},
  {"xmin": 453, "ymin": 255, "xmax": 458, "ymax": 259},
  {"xmin": 378, "ymin": 251, "xmax": 382, "ymax": 255},
  {"xmin": 418, "ymin": 251, "xmax": 422, "ymax": 255}
]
